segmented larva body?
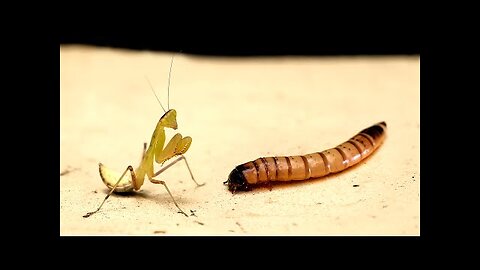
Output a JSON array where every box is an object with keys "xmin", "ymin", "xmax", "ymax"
[{"xmin": 225, "ymin": 121, "xmax": 386, "ymax": 192}]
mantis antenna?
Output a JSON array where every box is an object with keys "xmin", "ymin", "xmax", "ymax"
[
  {"xmin": 167, "ymin": 54, "xmax": 175, "ymax": 111},
  {"xmin": 145, "ymin": 54, "xmax": 176, "ymax": 112},
  {"xmin": 145, "ymin": 76, "xmax": 166, "ymax": 113}
]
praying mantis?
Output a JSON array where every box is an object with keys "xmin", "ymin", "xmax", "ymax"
[{"xmin": 83, "ymin": 55, "xmax": 204, "ymax": 218}]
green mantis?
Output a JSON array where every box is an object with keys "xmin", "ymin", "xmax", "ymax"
[{"xmin": 83, "ymin": 56, "xmax": 204, "ymax": 218}]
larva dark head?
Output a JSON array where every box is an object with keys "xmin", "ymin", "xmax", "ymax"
[{"xmin": 225, "ymin": 166, "xmax": 249, "ymax": 192}]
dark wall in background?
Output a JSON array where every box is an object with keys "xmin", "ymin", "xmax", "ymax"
[
  {"xmin": 60, "ymin": 32, "xmax": 419, "ymax": 56},
  {"xmin": 59, "ymin": 4, "xmax": 422, "ymax": 56}
]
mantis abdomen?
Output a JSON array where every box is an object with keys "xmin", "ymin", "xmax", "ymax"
[{"xmin": 226, "ymin": 122, "xmax": 386, "ymax": 192}]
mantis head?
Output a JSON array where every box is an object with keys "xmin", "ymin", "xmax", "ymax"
[{"xmin": 160, "ymin": 109, "xmax": 178, "ymax": 130}]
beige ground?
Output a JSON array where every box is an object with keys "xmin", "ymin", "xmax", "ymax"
[{"xmin": 60, "ymin": 45, "xmax": 420, "ymax": 235}]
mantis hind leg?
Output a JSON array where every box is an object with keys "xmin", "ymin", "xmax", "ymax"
[
  {"xmin": 148, "ymin": 155, "xmax": 204, "ymax": 217},
  {"xmin": 149, "ymin": 178, "xmax": 188, "ymax": 217},
  {"xmin": 83, "ymin": 165, "xmax": 137, "ymax": 218},
  {"xmin": 153, "ymin": 155, "xmax": 205, "ymax": 187}
]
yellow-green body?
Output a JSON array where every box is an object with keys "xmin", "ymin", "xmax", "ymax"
[
  {"xmin": 100, "ymin": 109, "xmax": 192, "ymax": 192},
  {"xmin": 83, "ymin": 56, "xmax": 204, "ymax": 218}
]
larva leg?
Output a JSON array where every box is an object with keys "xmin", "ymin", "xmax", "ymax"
[
  {"xmin": 153, "ymin": 155, "xmax": 205, "ymax": 187},
  {"xmin": 83, "ymin": 165, "xmax": 136, "ymax": 218},
  {"xmin": 148, "ymin": 178, "xmax": 188, "ymax": 217}
]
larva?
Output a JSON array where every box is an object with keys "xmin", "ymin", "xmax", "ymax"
[{"xmin": 224, "ymin": 121, "xmax": 386, "ymax": 192}]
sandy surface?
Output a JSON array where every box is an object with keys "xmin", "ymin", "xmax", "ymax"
[{"xmin": 60, "ymin": 45, "xmax": 420, "ymax": 235}]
